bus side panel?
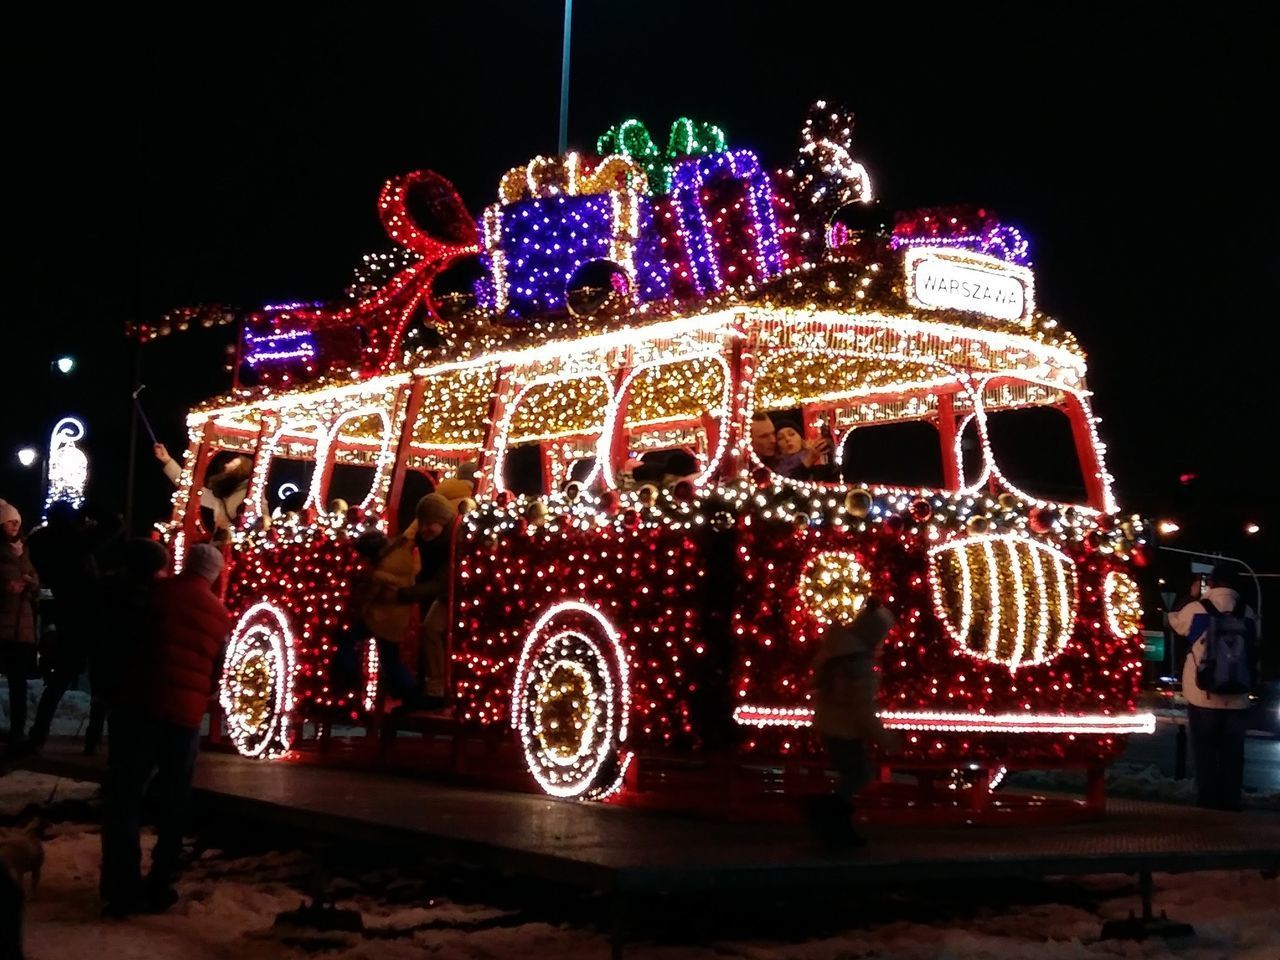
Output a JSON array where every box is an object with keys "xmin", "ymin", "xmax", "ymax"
[{"xmin": 451, "ymin": 517, "xmax": 726, "ymax": 753}]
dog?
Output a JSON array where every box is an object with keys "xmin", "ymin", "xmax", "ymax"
[{"xmin": 0, "ymin": 820, "xmax": 45, "ymax": 900}]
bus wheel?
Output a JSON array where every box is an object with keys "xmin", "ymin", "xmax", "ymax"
[
  {"xmin": 219, "ymin": 601, "xmax": 298, "ymax": 759},
  {"xmin": 513, "ymin": 605, "xmax": 630, "ymax": 799}
]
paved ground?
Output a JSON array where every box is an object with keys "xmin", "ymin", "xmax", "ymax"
[
  {"xmin": 22, "ymin": 740, "xmax": 1280, "ymax": 897},
  {"xmin": 1123, "ymin": 721, "xmax": 1280, "ymax": 793}
]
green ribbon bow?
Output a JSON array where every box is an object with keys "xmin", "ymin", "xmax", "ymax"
[{"xmin": 595, "ymin": 117, "xmax": 728, "ymax": 195}]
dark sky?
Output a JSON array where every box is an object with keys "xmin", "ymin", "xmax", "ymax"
[{"xmin": 7, "ymin": 3, "xmax": 1277, "ymax": 571}]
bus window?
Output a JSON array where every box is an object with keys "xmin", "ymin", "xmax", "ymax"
[
  {"xmin": 261, "ymin": 423, "xmax": 322, "ymax": 516},
  {"xmin": 502, "ymin": 374, "xmax": 610, "ymax": 494},
  {"xmin": 957, "ymin": 415, "xmax": 985, "ymax": 488},
  {"xmin": 187, "ymin": 448, "xmax": 256, "ymax": 532},
  {"xmin": 617, "ymin": 357, "xmax": 726, "ymax": 484},
  {"xmin": 567, "ymin": 457, "xmax": 596, "ymax": 483},
  {"xmin": 327, "ymin": 461, "xmax": 377, "ymax": 510},
  {"xmin": 264, "ymin": 456, "xmax": 316, "ymax": 516},
  {"xmin": 503, "ymin": 444, "xmax": 545, "ymax": 497},
  {"xmin": 981, "ymin": 381, "xmax": 1090, "ymax": 505},
  {"xmin": 395, "ymin": 468, "xmax": 436, "ymax": 531},
  {"xmin": 752, "ymin": 350, "xmax": 959, "ymax": 487},
  {"xmin": 321, "ymin": 410, "xmax": 392, "ymax": 512},
  {"xmin": 840, "ymin": 420, "xmax": 943, "ymax": 488}
]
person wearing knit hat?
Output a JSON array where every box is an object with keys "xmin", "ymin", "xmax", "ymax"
[
  {"xmin": 806, "ymin": 599, "xmax": 898, "ymax": 848},
  {"xmin": 415, "ymin": 492, "xmax": 456, "ymax": 530},
  {"xmin": 395, "ymin": 493, "xmax": 458, "ymax": 707},
  {"xmin": 434, "ymin": 477, "xmax": 474, "ymax": 507},
  {"xmin": 1, "ymin": 499, "xmax": 39, "ymax": 750},
  {"xmin": 184, "ymin": 543, "xmax": 225, "ymax": 583},
  {"xmin": 0, "ymin": 500, "xmax": 20, "ymax": 529}
]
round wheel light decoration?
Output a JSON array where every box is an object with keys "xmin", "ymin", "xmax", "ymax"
[
  {"xmin": 799, "ymin": 550, "xmax": 871, "ymax": 625},
  {"xmin": 512, "ymin": 602, "xmax": 630, "ymax": 799},
  {"xmin": 219, "ymin": 601, "xmax": 298, "ymax": 759},
  {"xmin": 1103, "ymin": 569, "xmax": 1143, "ymax": 638}
]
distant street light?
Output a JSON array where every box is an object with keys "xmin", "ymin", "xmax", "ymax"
[
  {"xmin": 1244, "ymin": 522, "xmax": 1261, "ymax": 536},
  {"xmin": 1157, "ymin": 519, "xmax": 1181, "ymax": 536},
  {"xmin": 54, "ymin": 355, "xmax": 76, "ymax": 374},
  {"xmin": 17, "ymin": 447, "xmax": 38, "ymax": 467}
]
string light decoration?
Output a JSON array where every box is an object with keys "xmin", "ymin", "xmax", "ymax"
[
  {"xmin": 1103, "ymin": 570, "xmax": 1143, "ymax": 638},
  {"xmin": 510, "ymin": 602, "xmax": 632, "ymax": 798},
  {"xmin": 928, "ymin": 534, "xmax": 1077, "ymax": 670},
  {"xmin": 732, "ymin": 705, "xmax": 1155, "ymax": 735},
  {"xmin": 596, "ymin": 117, "xmax": 727, "ymax": 195},
  {"xmin": 362, "ymin": 638, "xmax": 380, "ymax": 714},
  {"xmin": 44, "ymin": 416, "xmax": 88, "ymax": 515},
  {"xmin": 891, "ymin": 205, "xmax": 1030, "ymax": 265},
  {"xmin": 219, "ymin": 601, "xmax": 299, "ymax": 759},
  {"xmin": 798, "ymin": 551, "xmax": 871, "ymax": 624},
  {"xmin": 162, "ymin": 103, "xmax": 1152, "ymax": 805}
]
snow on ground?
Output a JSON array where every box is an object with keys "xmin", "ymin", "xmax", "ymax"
[
  {"xmin": 2, "ymin": 771, "xmax": 1277, "ymax": 960},
  {"xmin": 0, "ymin": 681, "xmax": 92, "ymax": 738}
]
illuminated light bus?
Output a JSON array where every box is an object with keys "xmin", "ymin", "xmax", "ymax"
[{"xmin": 163, "ymin": 105, "xmax": 1152, "ymax": 812}]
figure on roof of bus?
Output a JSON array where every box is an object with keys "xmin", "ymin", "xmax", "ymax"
[
  {"xmin": 326, "ymin": 498, "xmax": 349, "ymax": 520},
  {"xmin": 397, "ymin": 493, "xmax": 458, "ymax": 709},
  {"xmin": 154, "ymin": 443, "xmax": 253, "ymax": 533}
]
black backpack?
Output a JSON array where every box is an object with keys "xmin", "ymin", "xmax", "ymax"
[{"xmin": 1193, "ymin": 597, "xmax": 1258, "ymax": 695}]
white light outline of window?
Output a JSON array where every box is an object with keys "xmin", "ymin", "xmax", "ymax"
[
  {"xmin": 597, "ymin": 351, "xmax": 731, "ymax": 490},
  {"xmin": 969, "ymin": 371, "xmax": 1115, "ymax": 515},
  {"xmin": 312, "ymin": 406, "xmax": 395, "ymax": 513},
  {"xmin": 492, "ymin": 373, "xmax": 613, "ymax": 495}
]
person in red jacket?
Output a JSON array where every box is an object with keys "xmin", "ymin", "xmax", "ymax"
[{"xmin": 100, "ymin": 543, "xmax": 230, "ymax": 917}]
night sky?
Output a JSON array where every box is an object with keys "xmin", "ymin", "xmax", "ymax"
[{"xmin": 7, "ymin": 5, "xmax": 1276, "ymax": 580}]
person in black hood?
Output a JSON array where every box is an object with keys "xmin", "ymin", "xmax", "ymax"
[{"xmin": 26, "ymin": 501, "xmax": 98, "ymax": 750}]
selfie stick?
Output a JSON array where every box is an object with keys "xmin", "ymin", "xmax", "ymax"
[{"xmin": 133, "ymin": 384, "xmax": 159, "ymax": 446}]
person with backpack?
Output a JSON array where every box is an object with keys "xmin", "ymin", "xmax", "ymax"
[{"xmin": 1168, "ymin": 563, "xmax": 1260, "ymax": 811}]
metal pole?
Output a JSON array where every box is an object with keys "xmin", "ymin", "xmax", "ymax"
[
  {"xmin": 558, "ymin": 0, "xmax": 573, "ymax": 153},
  {"xmin": 124, "ymin": 343, "xmax": 142, "ymax": 534},
  {"xmin": 1156, "ymin": 545, "xmax": 1263, "ymax": 623}
]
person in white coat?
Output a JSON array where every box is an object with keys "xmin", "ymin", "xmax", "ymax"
[
  {"xmin": 153, "ymin": 444, "xmax": 252, "ymax": 535},
  {"xmin": 1167, "ymin": 563, "xmax": 1258, "ymax": 811}
]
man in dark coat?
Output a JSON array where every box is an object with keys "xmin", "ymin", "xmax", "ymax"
[
  {"xmin": 100, "ymin": 543, "xmax": 230, "ymax": 916},
  {"xmin": 85, "ymin": 538, "xmax": 169, "ymax": 754},
  {"xmin": 25, "ymin": 501, "xmax": 98, "ymax": 750}
]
